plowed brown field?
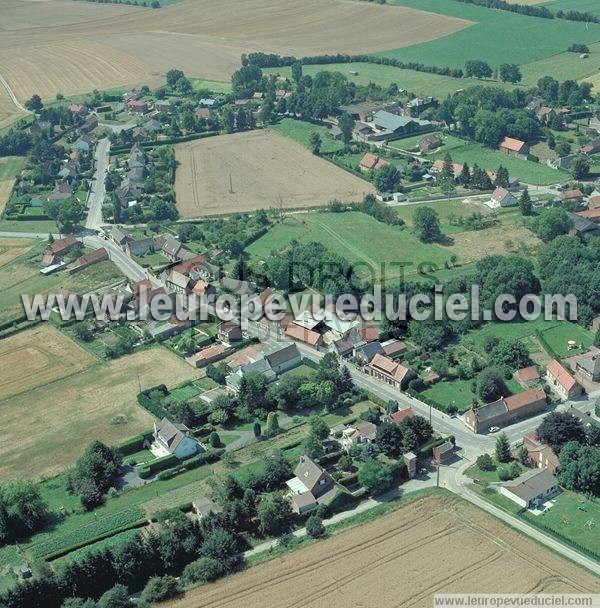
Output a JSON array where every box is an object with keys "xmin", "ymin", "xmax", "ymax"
[
  {"xmin": 164, "ymin": 493, "xmax": 598, "ymax": 608},
  {"xmin": 174, "ymin": 130, "xmax": 374, "ymax": 217},
  {"xmin": 0, "ymin": 0, "xmax": 472, "ymax": 99}
]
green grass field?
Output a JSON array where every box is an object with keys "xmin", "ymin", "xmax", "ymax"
[
  {"xmin": 421, "ymin": 379, "xmax": 477, "ymax": 412},
  {"xmin": 520, "ymin": 43, "xmax": 600, "ymax": 86},
  {"xmin": 0, "ymin": 156, "xmax": 25, "ymax": 182},
  {"xmin": 271, "ymin": 118, "xmax": 343, "ymax": 154},
  {"xmin": 430, "ymin": 135, "xmax": 568, "ymax": 184},
  {"xmin": 190, "ymin": 78, "xmax": 232, "ymax": 94},
  {"xmin": 246, "ymin": 211, "xmax": 455, "ymax": 280},
  {"xmin": 382, "ymin": 0, "xmax": 600, "ymax": 72},
  {"xmin": 265, "ymin": 63, "xmax": 517, "ymax": 98},
  {"xmin": 466, "ymin": 458, "xmax": 523, "ymax": 483},
  {"xmin": 522, "ymin": 490, "xmax": 600, "ymax": 557},
  {"xmin": 544, "ymin": 0, "xmax": 600, "ymax": 17},
  {"xmin": 462, "ymin": 318, "xmax": 594, "ymax": 358}
]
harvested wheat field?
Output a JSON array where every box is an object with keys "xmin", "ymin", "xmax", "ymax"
[
  {"xmin": 175, "ymin": 130, "xmax": 374, "ymax": 217},
  {"xmin": 166, "ymin": 492, "xmax": 597, "ymax": 608},
  {"xmin": 0, "ymin": 0, "xmax": 472, "ymax": 98},
  {"xmin": 0, "ymin": 324, "xmax": 95, "ymax": 402},
  {"xmin": 166, "ymin": 493, "xmax": 598, "ymax": 608},
  {"xmin": 0, "ymin": 237, "xmax": 34, "ymax": 269},
  {"xmin": 0, "ymin": 346, "xmax": 198, "ymax": 479},
  {"xmin": 0, "ymin": 40, "xmax": 150, "ymax": 101}
]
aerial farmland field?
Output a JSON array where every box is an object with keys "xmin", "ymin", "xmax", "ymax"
[
  {"xmin": 383, "ymin": 0, "xmax": 600, "ymax": 71},
  {"xmin": 0, "ymin": 157, "xmax": 25, "ymax": 215},
  {"xmin": 163, "ymin": 493, "xmax": 599, "ymax": 608},
  {"xmin": 0, "ymin": 346, "xmax": 198, "ymax": 480},
  {"xmin": 174, "ymin": 130, "xmax": 374, "ymax": 217}
]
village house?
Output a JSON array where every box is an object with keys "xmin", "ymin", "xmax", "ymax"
[
  {"xmin": 286, "ymin": 455, "xmax": 336, "ymax": 514},
  {"xmin": 80, "ymin": 117, "xmax": 98, "ymax": 134},
  {"xmin": 161, "ymin": 236, "xmax": 190, "ymax": 262},
  {"xmin": 365, "ymin": 353, "xmax": 416, "ymax": 390},
  {"xmin": 545, "ymin": 359, "xmax": 583, "ymax": 399},
  {"xmin": 217, "ymin": 321, "xmax": 243, "ymax": 344},
  {"xmin": 68, "ymin": 248, "xmax": 109, "ymax": 274},
  {"xmin": 515, "ymin": 365, "xmax": 540, "ymax": 388},
  {"xmin": 463, "ymin": 387, "xmax": 547, "ymax": 433},
  {"xmin": 353, "ymin": 340, "xmax": 385, "ymax": 365},
  {"xmin": 192, "ymin": 496, "xmax": 221, "ymax": 520},
  {"xmin": 285, "ymin": 322, "xmax": 323, "ymax": 348},
  {"xmin": 569, "ymin": 213, "xmax": 600, "ymax": 238},
  {"xmin": 126, "ymin": 236, "xmax": 163, "ymax": 258},
  {"xmin": 562, "ymin": 189, "xmax": 584, "ymax": 204},
  {"xmin": 487, "ymin": 187, "xmax": 518, "ymax": 209},
  {"xmin": 418, "ymin": 132, "xmax": 442, "ymax": 152},
  {"xmin": 151, "ymin": 418, "xmax": 203, "ymax": 459},
  {"xmin": 338, "ymin": 101, "xmax": 388, "ymax": 122},
  {"xmin": 68, "ymin": 103, "xmax": 88, "ymax": 117},
  {"xmin": 499, "ymin": 469, "xmax": 559, "ymax": 510},
  {"xmin": 430, "ymin": 159, "xmax": 463, "ymax": 179},
  {"xmin": 48, "ymin": 235, "xmax": 78, "ymax": 257},
  {"xmin": 381, "ymin": 339, "xmax": 407, "ymax": 359},
  {"xmin": 125, "ymin": 98, "xmax": 148, "ymax": 114},
  {"xmin": 404, "ymin": 96, "xmax": 435, "ymax": 116},
  {"xmin": 499, "ymin": 137, "xmax": 529, "ymax": 158},
  {"xmin": 576, "ymin": 208, "xmax": 600, "ymax": 222},
  {"xmin": 580, "ymin": 139, "xmax": 600, "ymax": 155},
  {"xmin": 574, "ymin": 351, "xmax": 600, "ymax": 383},
  {"xmin": 111, "ymin": 226, "xmax": 133, "ymax": 250},
  {"xmin": 522, "ymin": 431, "xmax": 558, "ymax": 473},
  {"xmin": 359, "ymin": 152, "xmax": 388, "ymax": 172},
  {"xmin": 386, "ymin": 406, "xmax": 414, "ymax": 425},
  {"xmin": 330, "ymin": 327, "xmax": 364, "ymax": 358},
  {"xmin": 164, "ymin": 255, "xmax": 208, "ymax": 295},
  {"xmin": 368, "ymin": 110, "xmax": 431, "ymax": 142},
  {"xmin": 48, "ymin": 180, "xmax": 73, "ymax": 201},
  {"xmin": 186, "ymin": 344, "xmax": 227, "ymax": 368},
  {"xmin": 339, "ymin": 421, "xmax": 378, "ymax": 451}
]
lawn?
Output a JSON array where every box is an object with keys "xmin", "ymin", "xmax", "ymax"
[
  {"xmin": 430, "ymin": 135, "xmax": 569, "ymax": 185},
  {"xmin": 421, "ymin": 379, "xmax": 477, "ymax": 412},
  {"xmin": 0, "ymin": 156, "xmax": 25, "ymax": 214},
  {"xmin": 264, "ymin": 63, "xmax": 517, "ymax": 98},
  {"xmin": 522, "ymin": 491, "xmax": 600, "ymax": 558},
  {"xmin": 0, "ymin": 218, "xmax": 58, "ymax": 233},
  {"xmin": 383, "ymin": 0, "xmax": 600, "ymax": 72},
  {"xmin": 271, "ymin": 117, "xmax": 343, "ymax": 154},
  {"xmin": 246, "ymin": 211, "xmax": 455, "ymax": 281},
  {"xmin": 520, "ymin": 42, "xmax": 600, "ymax": 86},
  {"xmin": 544, "ymin": 0, "xmax": 600, "ymax": 17},
  {"xmin": 466, "ymin": 458, "xmax": 523, "ymax": 484},
  {"xmin": 190, "ymin": 78, "xmax": 231, "ymax": 94},
  {"xmin": 462, "ymin": 318, "xmax": 595, "ymax": 358}
]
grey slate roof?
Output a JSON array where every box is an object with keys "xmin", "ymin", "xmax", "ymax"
[
  {"xmin": 472, "ymin": 400, "xmax": 508, "ymax": 422},
  {"xmin": 265, "ymin": 343, "xmax": 300, "ymax": 368},
  {"xmin": 502, "ymin": 469, "xmax": 557, "ymax": 503}
]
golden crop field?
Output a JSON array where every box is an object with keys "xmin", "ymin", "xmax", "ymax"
[
  {"xmin": 0, "ymin": 346, "xmax": 199, "ymax": 479},
  {"xmin": 165, "ymin": 493, "xmax": 598, "ymax": 608},
  {"xmin": 174, "ymin": 130, "xmax": 374, "ymax": 217},
  {"xmin": 0, "ymin": 0, "xmax": 472, "ymax": 99},
  {"xmin": 0, "ymin": 324, "xmax": 95, "ymax": 401}
]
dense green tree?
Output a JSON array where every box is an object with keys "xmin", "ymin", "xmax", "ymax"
[
  {"xmin": 495, "ymin": 432, "xmax": 512, "ymax": 463},
  {"xmin": 165, "ymin": 69, "xmax": 184, "ymax": 88},
  {"xmin": 375, "ymin": 422, "xmax": 403, "ymax": 458},
  {"xmin": 181, "ymin": 557, "xmax": 226, "ymax": 585},
  {"xmin": 465, "ymin": 60, "xmax": 492, "ymax": 79},
  {"xmin": 558, "ymin": 441, "xmax": 599, "ymax": 496},
  {"xmin": 499, "ymin": 64, "xmax": 522, "ymax": 84},
  {"xmin": 306, "ymin": 514, "xmax": 326, "ymax": 538},
  {"xmin": 372, "ymin": 164, "xmax": 401, "ymax": 193},
  {"xmin": 141, "ymin": 576, "xmax": 180, "ymax": 603},
  {"xmin": 358, "ymin": 460, "xmax": 394, "ymax": 496},
  {"xmin": 534, "ymin": 207, "xmax": 573, "ymax": 242},
  {"xmin": 537, "ymin": 412, "xmax": 587, "ymax": 454},
  {"xmin": 309, "ymin": 131, "xmax": 321, "ymax": 155},
  {"xmin": 519, "ymin": 187, "xmax": 532, "ymax": 216},
  {"xmin": 476, "ymin": 367, "xmax": 507, "ymax": 403},
  {"xmin": 413, "ymin": 206, "xmax": 442, "ymax": 242},
  {"xmin": 257, "ymin": 493, "xmax": 293, "ymax": 536},
  {"xmin": 338, "ymin": 112, "xmax": 355, "ymax": 147}
]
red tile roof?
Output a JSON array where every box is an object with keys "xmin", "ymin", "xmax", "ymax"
[
  {"xmin": 546, "ymin": 359, "xmax": 577, "ymax": 392},
  {"xmin": 359, "ymin": 153, "xmax": 387, "ymax": 171},
  {"xmin": 576, "ymin": 209, "xmax": 600, "ymax": 221},
  {"xmin": 516, "ymin": 366, "xmax": 539, "ymax": 383},
  {"xmin": 500, "ymin": 137, "xmax": 527, "ymax": 153},
  {"xmin": 390, "ymin": 407, "xmax": 414, "ymax": 424},
  {"xmin": 587, "ymin": 195, "xmax": 600, "ymax": 209},
  {"xmin": 503, "ymin": 387, "xmax": 546, "ymax": 412},
  {"xmin": 361, "ymin": 324, "xmax": 379, "ymax": 343},
  {"xmin": 285, "ymin": 323, "xmax": 322, "ymax": 346},
  {"xmin": 171, "ymin": 254, "xmax": 207, "ymax": 276},
  {"xmin": 49, "ymin": 235, "xmax": 78, "ymax": 254},
  {"xmin": 562, "ymin": 189, "xmax": 583, "ymax": 200}
]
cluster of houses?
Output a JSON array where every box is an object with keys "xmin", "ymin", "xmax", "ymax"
[
  {"xmin": 464, "ymin": 351, "xmax": 599, "ymax": 435},
  {"xmin": 40, "ymin": 235, "xmax": 108, "ymax": 275},
  {"xmin": 114, "ymin": 143, "xmax": 148, "ymax": 208},
  {"xmin": 334, "ymin": 100, "xmax": 434, "ymax": 144}
]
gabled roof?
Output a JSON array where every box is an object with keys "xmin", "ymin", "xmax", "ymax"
[
  {"xmin": 293, "ymin": 456, "xmax": 329, "ymax": 494},
  {"xmin": 265, "ymin": 343, "xmax": 300, "ymax": 368},
  {"xmin": 49, "ymin": 235, "xmax": 78, "ymax": 254},
  {"xmin": 500, "ymin": 136, "xmax": 527, "ymax": 153},
  {"xmin": 373, "ymin": 110, "xmax": 416, "ymax": 132},
  {"xmin": 359, "ymin": 152, "xmax": 387, "ymax": 170},
  {"xmin": 502, "ymin": 468, "xmax": 557, "ymax": 503},
  {"xmin": 503, "ymin": 387, "xmax": 546, "ymax": 412},
  {"xmin": 155, "ymin": 417, "xmax": 192, "ymax": 452},
  {"xmin": 369, "ymin": 353, "xmax": 413, "ymax": 382},
  {"xmin": 546, "ymin": 359, "xmax": 577, "ymax": 392},
  {"xmin": 355, "ymin": 340, "xmax": 385, "ymax": 362},
  {"xmin": 562, "ymin": 188, "xmax": 583, "ymax": 200},
  {"xmin": 491, "ymin": 187, "xmax": 515, "ymax": 203},
  {"xmin": 73, "ymin": 247, "xmax": 108, "ymax": 267},
  {"xmin": 390, "ymin": 407, "xmax": 414, "ymax": 424},
  {"xmin": 517, "ymin": 366, "xmax": 539, "ymax": 383},
  {"xmin": 286, "ymin": 323, "xmax": 321, "ymax": 346}
]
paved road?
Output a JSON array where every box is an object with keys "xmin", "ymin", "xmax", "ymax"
[
  {"xmin": 0, "ymin": 231, "xmax": 60, "ymax": 239},
  {"xmin": 86, "ymin": 138, "xmax": 110, "ymax": 231}
]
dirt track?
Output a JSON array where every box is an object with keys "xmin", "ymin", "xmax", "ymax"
[
  {"xmin": 0, "ymin": 0, "xmax": 472, "ymax": 98},
  {"xmin": 174, "ymin": 130, "xmax": 374, "ymax": 217},
  {"xmin": 164, "ymin": 493, "xmax": 598, "ymax": 608}
]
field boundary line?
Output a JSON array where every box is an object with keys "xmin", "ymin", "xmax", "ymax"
[{"xmin": 0, "ymin": 72, "xmax": 29, "ymax": 115}]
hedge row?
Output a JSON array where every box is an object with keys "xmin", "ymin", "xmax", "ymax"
[
  {"xmin": 110, "ymin": 131, "xmax": 220, "ymax": 155},
  {"xmin": 116, "ymin": 430, "xmax": 154, "ymax": 456},
  {"xmin": 137, "ymin": 454, "xmax": 178, "ymax": 478},
  {"xmin": 182, "ymin": 448, "xmax": 224, "ymax": 471},
  {"xmin": 137, "ymin": 384, "xmax": 169, "ymax": 419}
]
